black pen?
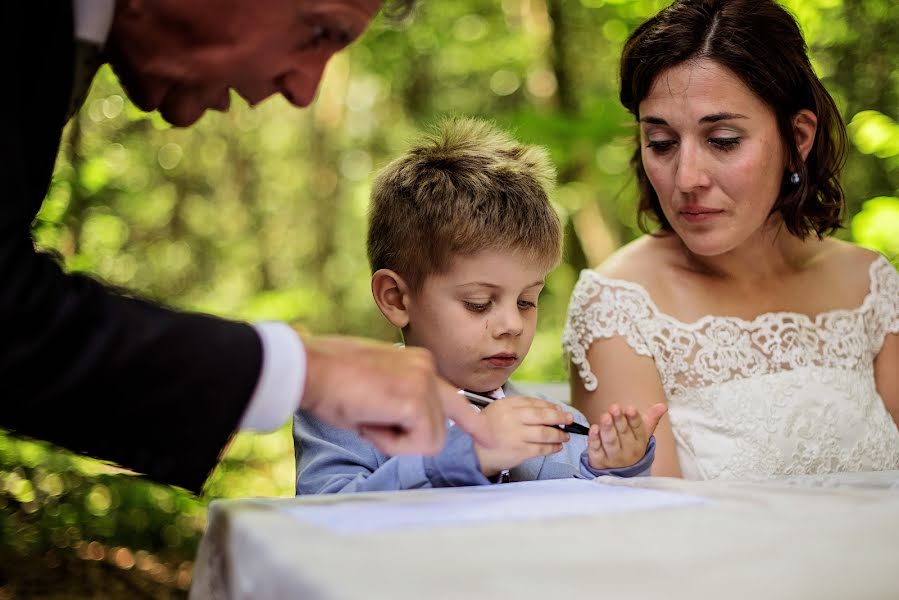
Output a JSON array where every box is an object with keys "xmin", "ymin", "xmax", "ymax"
[{"xmin": 457, "ymin": 390, "xmax": 589, "ymax": 435}]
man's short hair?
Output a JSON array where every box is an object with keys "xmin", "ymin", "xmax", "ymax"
[{"xmin": 367, "ymin": 117, "xmax": 561, "ymax": 291}]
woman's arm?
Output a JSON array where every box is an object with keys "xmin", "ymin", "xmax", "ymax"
[
  {"xmin": 874, "ymin": 333, "xmax": 899, "ymax": 427},
  {"xmin": 570, "ymin": 334, "xmax": 681, "ymax": 477}
]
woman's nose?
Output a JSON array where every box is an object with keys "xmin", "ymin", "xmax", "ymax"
[{"xmin": 674, "ymin": 142, "xmax": 710, "ymax": 192}]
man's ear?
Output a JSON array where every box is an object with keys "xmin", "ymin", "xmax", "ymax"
[
  {"xmin": 792, "ymin": 108, "xmax": 818, "ymax": 163},
  {"xmin": 371, "ymin": 269, "xmax": 412, "ymax": 329}
]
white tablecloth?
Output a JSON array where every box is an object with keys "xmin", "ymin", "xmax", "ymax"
[{"xmin": 190, "ymin": 471, "xmax": 899, "ymax": 600}]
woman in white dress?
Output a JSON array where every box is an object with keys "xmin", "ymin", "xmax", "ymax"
[{"xmin": 562, "ymin": 0, "xmax": 899, "ymax": 480}]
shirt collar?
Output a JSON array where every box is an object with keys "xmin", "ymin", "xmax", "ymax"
[{"xmin": 73, "ymin": 0, "xmax": 116, "ymax": 47}]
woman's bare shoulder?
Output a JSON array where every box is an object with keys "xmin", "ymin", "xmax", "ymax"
[
  {"xmin": 594, "ymin": 234, "xmax": 681, "ymax": 290},
  {"xmin": 801, "ymin": 239, "xmax": 886, "ymax": 307},
  {"xmin": 814, "ymin": 238, "xmax": 884, "ymax": 285}
]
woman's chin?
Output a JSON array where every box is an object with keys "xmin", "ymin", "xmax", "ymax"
[{"xmin": 679, "ymin": 235, "xmax": 735, "ymax": 258}]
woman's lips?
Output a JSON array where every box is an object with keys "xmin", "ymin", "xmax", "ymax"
[{"xmin": 680, "ymin": 207, "xmax": 724, "ymax": 223}]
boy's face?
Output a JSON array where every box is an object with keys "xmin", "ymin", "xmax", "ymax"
[{"xmin": 403, "ymin": 250, "xmax": 550, "ymax": 394}]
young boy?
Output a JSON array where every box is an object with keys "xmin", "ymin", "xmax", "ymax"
[{"xmin": 294, "ymin": 117, "xmax": 665, "ymax": 494}]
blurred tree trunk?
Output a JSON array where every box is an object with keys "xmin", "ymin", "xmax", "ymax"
[
  {"xmin": 826, "ymin": 0, "xmax": 897, "ymax": 210},
  {"xmin": 546, "ymin": 0, "xmax": 620, "ymax": 269}
]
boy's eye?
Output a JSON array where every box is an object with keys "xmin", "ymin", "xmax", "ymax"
[{"xmin": 463, "ymin": 301, "xmax": 490, "ymax": 313}]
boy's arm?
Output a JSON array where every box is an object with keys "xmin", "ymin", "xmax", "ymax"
[
  {"xmin": 525, "ymin": 404, "xmax": 654, "ymax": 479},
  {"xmin": 578, "ymin": 436, "xmax": 655, "ymax": 478},
  {"xmin": 294, "ymin": 411, "xmax": 490, "ymax": 495}
]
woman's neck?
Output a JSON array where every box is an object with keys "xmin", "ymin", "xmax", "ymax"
[{"xmin": 676, "ymin": 219, "xmax": 821, "ymax": 284}]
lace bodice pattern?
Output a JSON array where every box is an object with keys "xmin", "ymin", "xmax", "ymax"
[{"xmin": 562, "ymin": 255, "xmax": 899, "ymax": 480}]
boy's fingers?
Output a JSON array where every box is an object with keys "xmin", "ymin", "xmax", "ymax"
[
  {"xmin": 505, "ymin": 395, "xmax": 558, "ymax": 410},
  {"xmin": 609, "ymin": 404, "xmax": 631, "ymax": 437},
  {"xmin": 522, "ymin": 425, "xmax": 569, "ymax": 445},
  {"xmin": 598, "ymin": 414, "xmax": 621, "ymax": 454},
  {"xmin": 625, "ymin": 407, "xmax": 643, "ymax": 432},
  {"xmin": 532, "ymin": 443, "xmax": 564, "ymax": 456},
  {"xmin": 624, "ymin": 407, "xmax": 647, "ymax": 443},
  {"xmin": 643, "ymin": 403, "xmax": 669, "ymax": 436},
  {"xmin": 588, "ymin": 424, "xmax": 605, "ymax": 454},
  {"xmin": 519, "ymin": 406, "xmax": 573, "ymax": 426}
]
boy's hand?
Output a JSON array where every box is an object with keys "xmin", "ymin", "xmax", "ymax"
[
  {"xmin": 474, "ymin": 396, "xmax": 572, "ymax": 477},
  {"xmin": 587, "ymin": 403, "xmax": 667, "ymax": 470},
  {"xmin": 300, "ymin": 336, "xmax": 494, "ymax": 456}
]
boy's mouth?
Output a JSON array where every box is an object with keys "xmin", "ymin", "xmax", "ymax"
[{"xmin": 484, "ymin": 353, "xmax": 518, "ymax": 368}]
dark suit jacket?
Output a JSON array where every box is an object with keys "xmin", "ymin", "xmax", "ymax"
[{"xmin": 0, "ymin": 3, "xmax": 264, "ymax": 492}]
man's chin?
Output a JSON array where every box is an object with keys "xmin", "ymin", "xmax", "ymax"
[
  {"xmin": 159, "ymin": 107, "xmax": 206, "ymax": 127},
  {"xmin": 157, "ymin": 101, "xmax": 209, "ymax": 127}
]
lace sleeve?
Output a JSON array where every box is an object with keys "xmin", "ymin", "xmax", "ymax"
[
  {"xmin": 562, "ymin": 271, "xmax": 655, "ymax": 392},
  {"xmin": 870, "ymin": 256, "xmax": 899, "ymax": 348}
]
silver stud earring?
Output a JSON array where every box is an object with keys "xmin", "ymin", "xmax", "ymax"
[{"xmin": 790, "ymin": 172, "xmax": 801, "ymax": 185}]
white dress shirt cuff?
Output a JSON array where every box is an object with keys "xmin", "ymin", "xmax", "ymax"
[
  {"xmin": 240, "ymin": 322, "xmax": 306, "ymax": 431},
  {"xmin": 72, "ymin": 0, "xmax": 116, "ymax": 46}
]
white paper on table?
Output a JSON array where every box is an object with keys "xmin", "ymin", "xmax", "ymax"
[{"xmin": 279, "ymin": 478, "xmax": 707, "ymax": 534}]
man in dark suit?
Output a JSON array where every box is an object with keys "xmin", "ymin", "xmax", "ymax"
[{"xmin": 0, "ymin": 0, "xmax": 490, "ymax": 493}]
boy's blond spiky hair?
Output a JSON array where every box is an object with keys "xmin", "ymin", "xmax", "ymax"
[{"xmin": 367, "ymin": 116, "xmax": 561, "ymax": 291}]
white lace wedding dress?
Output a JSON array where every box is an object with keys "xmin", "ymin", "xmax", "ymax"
[{"xmin": 562, "ymin": 255, "xmax": 899, "ymax": 480}]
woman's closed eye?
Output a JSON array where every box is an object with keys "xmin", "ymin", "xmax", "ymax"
[
  {"xmin": 709, "ymin": 137, "xmax": 741, "ymax": 151},
  {"xmin": 646, "ymin": 137, "xmax": 742, "ymax": 154},
  {"xmin": 646, "ymin": 139, "xmax": 676, "ymax": 154}
]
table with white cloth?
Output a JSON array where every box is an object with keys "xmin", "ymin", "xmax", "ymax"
[{"xmin": 189, "ymin": 470, "xmax": 899, "ymax": 600}]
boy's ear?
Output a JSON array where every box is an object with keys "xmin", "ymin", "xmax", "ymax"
[{"xmin": 371, "ymin": 269, "xmax": 412, "ymax": 329}]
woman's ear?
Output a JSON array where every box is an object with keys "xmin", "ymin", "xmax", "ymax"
[
  {"xmin": 371, "ymin": 269, "xmax": 412, "ymax": 329},
  {"xmin": 792, "ymin": 108, "xmax": 818, "ymax": 163}
]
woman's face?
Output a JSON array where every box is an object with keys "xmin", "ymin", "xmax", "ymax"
[{"xmin": 638, "ymin": 59, "xmax": 787, "ymax": 256}]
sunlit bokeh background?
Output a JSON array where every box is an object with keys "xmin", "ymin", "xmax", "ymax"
[{"xmin": 2, "ymin": 0, "xmax": 896, "ymax": 596}]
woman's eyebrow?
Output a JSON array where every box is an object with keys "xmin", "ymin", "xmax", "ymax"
[
  {"xmin": 699, "ymin": 112, "xmax": 748, "ymax": 123},
  {"xmin": 639, "ymin": 112, "xmax": 748, "ymax": 126}
]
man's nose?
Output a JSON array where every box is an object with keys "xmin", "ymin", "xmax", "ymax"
[{"xmin": 277, "ymin": 53, "xmax": 334, "ymax": 108}]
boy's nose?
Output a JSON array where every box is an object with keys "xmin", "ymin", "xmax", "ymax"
[{"xmin": 492, "ymin": 306, "xmax": 524, "ymax": 338}]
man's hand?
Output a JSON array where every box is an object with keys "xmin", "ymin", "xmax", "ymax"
[
  {"xmin": 587, "ymin": 403, "xmax": 667, "ymax": 470},
  {"xmin": 474, "ymin": 396, "xmax": 572, "ymax": 477},
  {"xmin": 299, "ymin": 335, "xmax": 493, "ymax": 455}
]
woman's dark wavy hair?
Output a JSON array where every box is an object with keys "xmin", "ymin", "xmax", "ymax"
[{"xmin": 620, "ymin": 0, "xmax": 847, "ymax": 238}]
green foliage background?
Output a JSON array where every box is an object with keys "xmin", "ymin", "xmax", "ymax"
[{"xmin": 2, "ymin": 0, "xmax": 897, "ymax": 595}]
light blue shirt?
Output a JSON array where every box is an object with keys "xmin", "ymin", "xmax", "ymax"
[{"xmin": 294, "ymin": 383, "xmax": 655, "ymax": 494}]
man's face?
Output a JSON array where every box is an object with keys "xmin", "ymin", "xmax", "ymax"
[
  {"xmin": 402, "ymin": 250, "xmax": 549, "ymax": 395},
  {"xmin": 106, "ymin": 0, "xmax": 382, "ymax": 126}
]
